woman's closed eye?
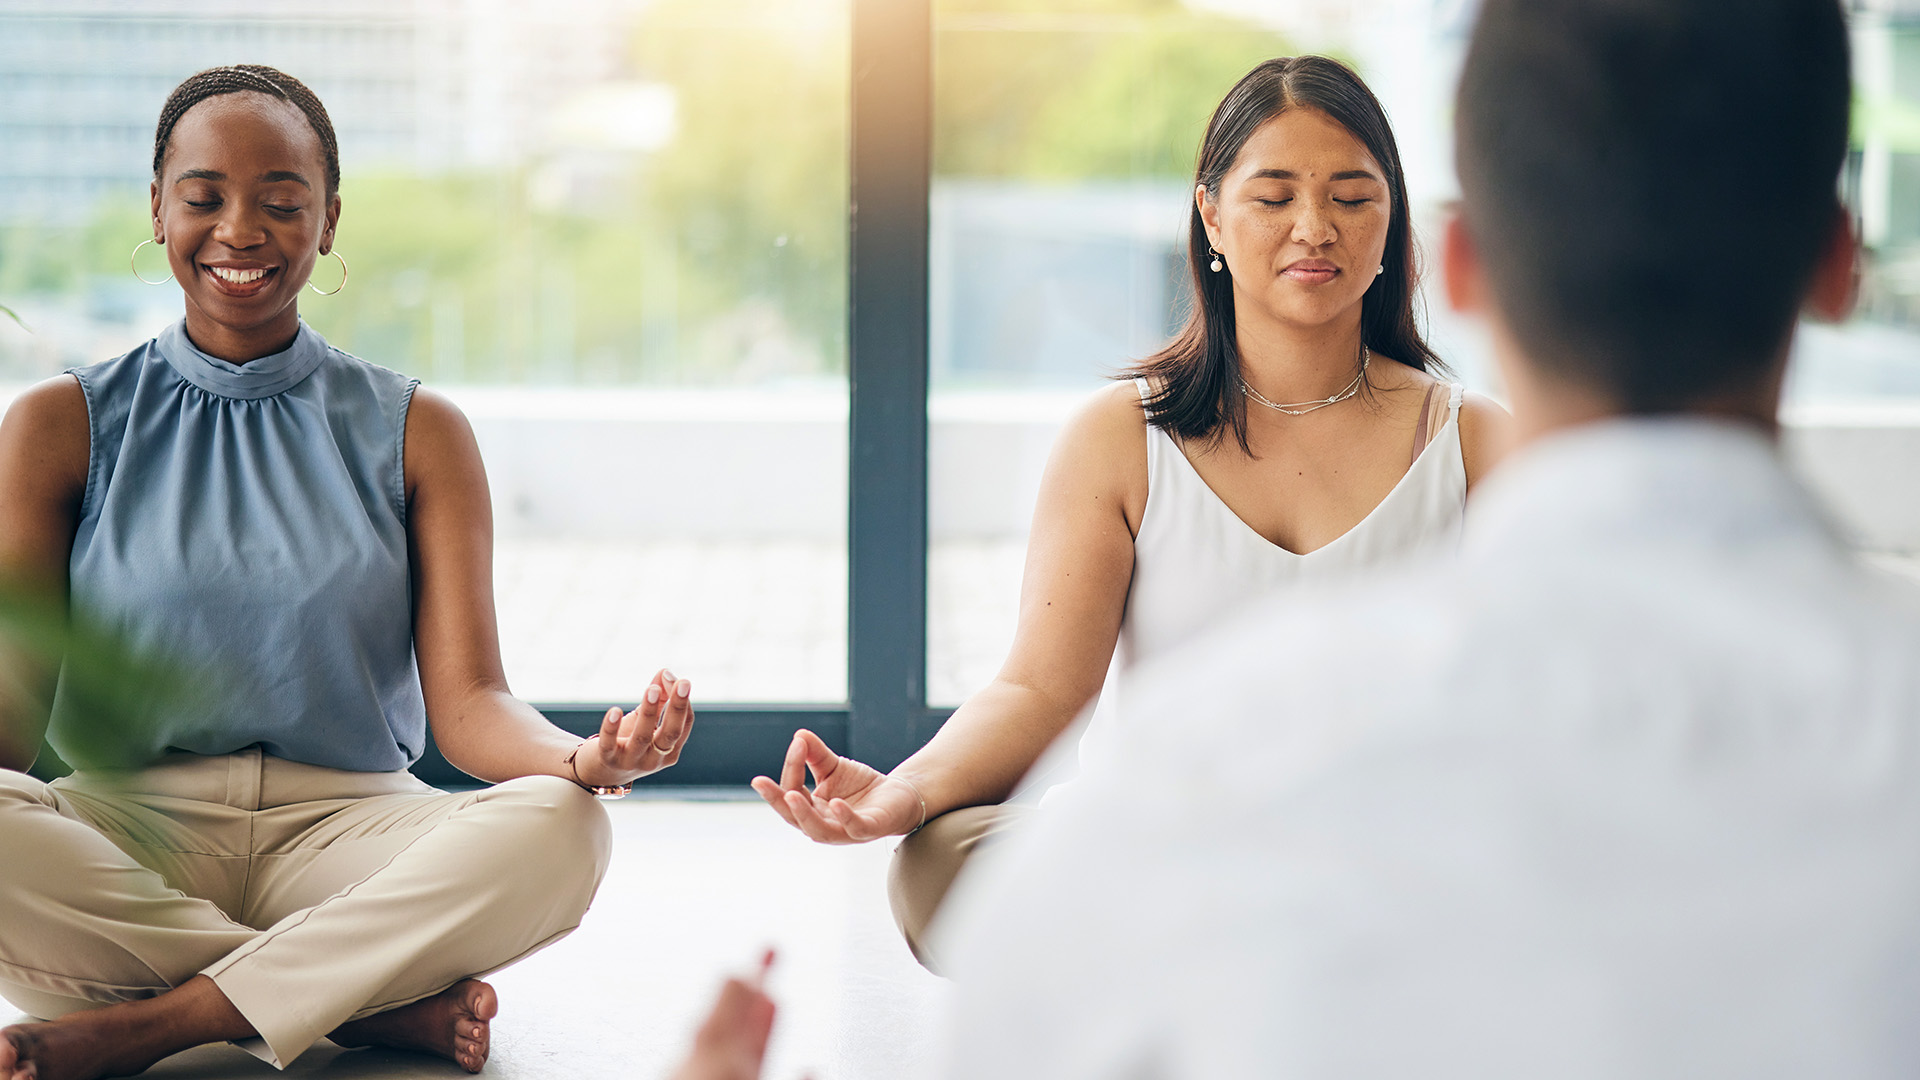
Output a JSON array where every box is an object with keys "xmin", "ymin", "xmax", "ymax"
[{"xmin": 1254, "ymin": 196, "xmax": 1375, "ymax": 208}]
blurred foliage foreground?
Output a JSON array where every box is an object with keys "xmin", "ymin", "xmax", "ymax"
[
  {"xmin": 0, "ymin": 587, "xmax": 197, "ymax": 782},
  {"xmin": 0, "ymin": 0, "xmax": 1289, "ymax": 387}
]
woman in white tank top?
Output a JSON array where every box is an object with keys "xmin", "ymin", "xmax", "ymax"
[{"xmin": 751, "ymin": 55, "xmax": 1509, "ymax": 969}]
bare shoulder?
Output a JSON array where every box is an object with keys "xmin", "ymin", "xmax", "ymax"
[
  {"xmin": 1366, "ymin": 353, "xmax": 1436, "ymax": 393},
  {"xmin": 0, "ymin": 375, "xmax": 90, "ymax": 582},
  {"xmin": 0, "ymin": 374, "xmax": 90, "ymax": 490},
  {"xmin": 1066, "ymin": 379, "xmax": 1150, "ymax": 443},
  {"xmin": 1455, "ymin": 391, "xmax": 1513, "ymax": 490},
  {"xmin": 1055, "ymin": 381, "xmax": 1149, "ymax": 475},
  {"xmin": 1363, "ymin": 356, "xmax": 1448, "ymax": 423},
  {"xmin": 1038, "ymin": 380, "xmax": 1152, "ymax": 533},
  {"xmin": 3, "ymin": 373, "xmax": 88, "ymax": 433},
  {"xmin": 404, "ymin": 385, "xmax": 475, "ymax": 443},
  {"xmin": 402, "ymin": 386, "xmax": 485, "ymax": 498}
]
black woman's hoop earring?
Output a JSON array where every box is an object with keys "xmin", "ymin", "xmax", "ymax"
[
  {"xmin": 130, "ymin": 238, "xmax": 173, "ymax": 285},
  {"xmin": 307, "ymin": 250, "xmax": 348, "ymax": 296}
]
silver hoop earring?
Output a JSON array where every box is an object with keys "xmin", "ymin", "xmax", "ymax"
[
  {"xmin": 1209, "ymin": 247, "xmax": 1225, "ymax": 273},
  {"xmin": 130, "ymin": 238, "xmax": 173, "ymax": 286},
  {"xmin": 307, "ymin": 249, "xmax": 348, "ymax": 296}
]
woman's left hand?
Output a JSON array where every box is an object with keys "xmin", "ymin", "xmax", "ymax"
[{"xmin": 576, "ymin": 667, "xmax": 695, "ymax": 786}]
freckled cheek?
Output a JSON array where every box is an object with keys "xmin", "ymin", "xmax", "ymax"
[
  {"xmin": 1224, "ymin": 217, "xmax": 1292, "ymax": 257},
  {"xmin": 1356, "ymin": 210, "xmax": 1391, "ymax": 259}
]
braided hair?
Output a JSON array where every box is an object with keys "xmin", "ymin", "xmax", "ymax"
[{"xmin": 152, "ymin": 65, "xmax": 340, "ymax": 196}]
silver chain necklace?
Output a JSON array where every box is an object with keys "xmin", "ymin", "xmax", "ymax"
[{"xmin": 1241, "ymin": 343, "xmax": 1371, "ymax": 416}]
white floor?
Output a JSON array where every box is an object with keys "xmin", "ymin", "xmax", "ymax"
[{"xmin": 4, "ymin": 797, "xmax": 952, "ymax": 1080}]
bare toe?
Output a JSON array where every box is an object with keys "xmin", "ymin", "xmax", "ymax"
[
  {"xmin": 330, "ymin": 979, "xmax": 497, "ymax": 1070},
  {"xmin": 451, "ymin": 980, "xmax": 495, "ymax": 1071}
]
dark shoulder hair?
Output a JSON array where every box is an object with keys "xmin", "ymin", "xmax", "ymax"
[
  {"xmin": 1455, "ymin": 0, "xmax": 1849, "ymax": 411},
  {"xmin": 1123, "ymin": 55, "xmax": 1442, "ymax": 453},
  {"xmin": 153, "ymin": 65, "xmax": 340, "ymax": 197}
]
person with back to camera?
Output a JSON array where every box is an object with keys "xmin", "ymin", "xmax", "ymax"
[
  {"xmin": 0, "ymin": 65, "xmax": 696, "ymax": 1079},
  {"xmin": 752, "ymin": 54, "xmax": 1509, "ymax": 969}
]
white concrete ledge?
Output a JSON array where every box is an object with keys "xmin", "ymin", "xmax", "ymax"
[
  {"xmin": 1780, "ymin": 401, "xmax": 1920, "ymax": 551},
  {"xmin": 6, "ymin": 383, "xmax": 1918, "ymax": 550},
  {"xmin": 461, "ymin": 387, "xmax": 1920, "ymax": 551}
]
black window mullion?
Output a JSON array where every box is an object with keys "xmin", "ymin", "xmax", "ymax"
[{"xmin": 847, "ymin": 0, "xmax": 934, "ymax": 773}]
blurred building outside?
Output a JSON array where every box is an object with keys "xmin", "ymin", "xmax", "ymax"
[{"xmin": 0, "ymin": 0, "xmax": 1916, "ymax": 708}]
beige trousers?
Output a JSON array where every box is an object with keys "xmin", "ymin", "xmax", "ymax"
[
  {"xmin": 0, "ymin": 747, "xmax": 612, "ymax": 1068},
  {"xmin": 886, "ymin": 804, "xmax": 1030, "ymax": 975}
]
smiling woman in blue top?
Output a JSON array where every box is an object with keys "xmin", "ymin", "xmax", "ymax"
[{"xmin": 0, "ymin": 65, "xmax": 693, "ymax": 1079}]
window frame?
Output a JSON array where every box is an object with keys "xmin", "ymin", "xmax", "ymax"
[{"xmin": 410, "ymin": 0, "xmax": 946, "ymax": 789}]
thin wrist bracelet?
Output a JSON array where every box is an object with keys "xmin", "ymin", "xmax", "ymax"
[
  {"xmin": 890, "ymin": 772, "xmax": 929, "ymax": 833},
  {"xmin": 566, "ymin": 733, "xmax": 633, "ymax": 800}
]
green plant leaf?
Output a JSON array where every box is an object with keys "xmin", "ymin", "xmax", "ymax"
[
  {"xmin": 0, "ymin": 302, "xmax": 29, "ymax": 333},
  {"xmin": 0, "ymin": 585, "xmax": 204, "ymax": 774}
]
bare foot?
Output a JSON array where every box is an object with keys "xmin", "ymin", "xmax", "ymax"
[
  {"xmin": 1, "ymin": 1008, "xmax": 190, "ymax": 1080},
  {"xmin": 330, "ymin": 980, "xmax": 497, "ymax": 1074},
  {"xmin": 1, "ymin": 976, "xmax": 252, "ymax": 1080}
]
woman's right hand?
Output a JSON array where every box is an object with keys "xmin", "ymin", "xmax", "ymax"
[{"xmin": 750, "ymin": 729, "xmax": 925, "ymax": 844}]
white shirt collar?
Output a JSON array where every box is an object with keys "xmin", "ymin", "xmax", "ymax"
[{"xmin": 1462, "ymin": 415, "xmax": 1846, "ymax": 562}]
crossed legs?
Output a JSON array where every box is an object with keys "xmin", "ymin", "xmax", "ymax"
[{"xmin": 0, "ymin": 757, "xmax": 610, "ymax": 1078}]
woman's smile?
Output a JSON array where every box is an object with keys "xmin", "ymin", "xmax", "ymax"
[{"xmin": 202, "ymin": 262, "xmax": 280, "ymax": 297}]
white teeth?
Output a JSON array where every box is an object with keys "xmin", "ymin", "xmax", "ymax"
[{"xmin": 210, "ymin": 267, "xmax": 268, "ymax": 284}]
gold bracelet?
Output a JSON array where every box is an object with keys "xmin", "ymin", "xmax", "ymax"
[
  {"xmin": 566, "ymin": 734, "xmax": 633, "ymax": 800},
  {"xmin": 889, "ymin": 772, "xmax": 929, "ymax": 833}
]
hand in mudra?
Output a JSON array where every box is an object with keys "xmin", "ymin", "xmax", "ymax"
[
  {"xmin": 576, "ymin": 668, "xmax": 695, "ymax": 787},
  {"xmin": 750, "ymin": 729, "xmax": 923, "ymax": 844}
]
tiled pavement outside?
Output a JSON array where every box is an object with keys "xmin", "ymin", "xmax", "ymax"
[{"xmin": 494, "ymin": 539, "xmax": 1026, "ymax": 708}]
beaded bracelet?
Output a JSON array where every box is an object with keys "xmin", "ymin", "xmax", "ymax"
[{"xmin": 565, "ymin": 733, "xmax": 634, "ymax": 800}]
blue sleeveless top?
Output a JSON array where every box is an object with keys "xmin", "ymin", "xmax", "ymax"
[{"xmin": 51, "ymin": 320, "xmax": 427, "ymax": 772}]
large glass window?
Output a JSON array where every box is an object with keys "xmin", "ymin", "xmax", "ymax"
[
  {"xmin": 3, "ymin": 0, "xmax": 1915, "ymax": 760},
  {"xmin": 927, "ymin": 0, "xmax": 1920, "ymax": 706},
  {"xmin": 0, "ymin": 0, "xmax": 850, "ymax": 705}
]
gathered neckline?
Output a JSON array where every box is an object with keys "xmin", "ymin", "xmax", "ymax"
[{"xmin": 157, "ymin": 320, "xmax": 329, "ymax": 401}]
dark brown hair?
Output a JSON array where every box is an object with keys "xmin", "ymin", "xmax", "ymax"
[
  {"xmin": 1125, "ymin": 55, "xmax": 1442, "ymax": 453},
  {"xmin": 1456, "ymin": 0, "xmax": 1848, "ymax": 410},
  {"xmin": 153, "ymin": 65, "xmax": 340, "ymax": 197}
]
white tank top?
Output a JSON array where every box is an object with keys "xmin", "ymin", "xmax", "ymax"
[
  {"xmin": 1117, "ymin": 376, "xmax": 1470, "ymax": 667},
  {"xmin": 1046, "ymin": 377, "xmax": 1470, "ymax": 793}
]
